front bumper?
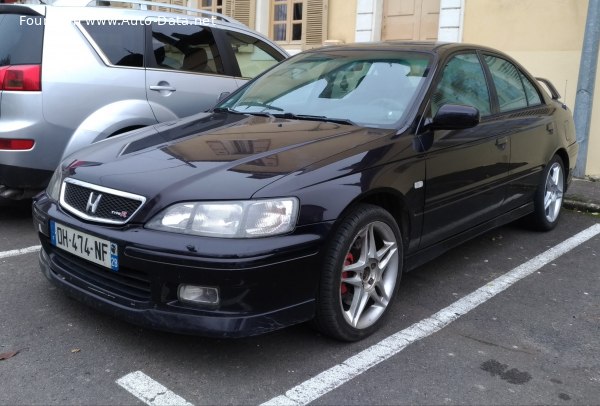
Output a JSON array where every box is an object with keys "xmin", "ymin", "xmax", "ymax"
[{"xmin": 33, "ymin": 197, "xmax": 332, "ymax": 337}]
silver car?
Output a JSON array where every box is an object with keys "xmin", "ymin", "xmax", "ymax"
[{"xmin": 0, "ymin": 0, "xmax": 287, "ymax": 199}]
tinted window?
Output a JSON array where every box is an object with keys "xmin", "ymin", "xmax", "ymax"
[
  {"xmin": 151, "ymin": 23, "xmax": 224, "ymax": 74},
  {"xmin": 519, "ymin": 71, "xmax": 542, "ymax": 106},
  {"xmin": 0, "ymin": 14, "xmax": 43, "ymax": 66},
  {"xmin": 225, "ymin": 31, "xmax": 284, "ymax": 78},
  {"xmin": 81, "ymin": 22, "xmax": 144, "ymax": 67},
  {"xmin": 484, "ymin": 55, "xmax": 528, "ymax": 112},
  {"xmin": 432, "ymin": 53, "xmax": 491, "ymax": 116}
]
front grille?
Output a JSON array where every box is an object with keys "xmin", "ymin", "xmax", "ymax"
[
  {"xmin": 50, "ymin": 245, "xmax": 152, "ymax": 304},
  {"xmin": 60, "ymin": 178, "xmax": 146, "ymax": 224}
]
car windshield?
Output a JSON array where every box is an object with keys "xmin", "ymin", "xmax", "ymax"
[{"xmin": 218, "ymin": 50, "xmax": 433, "ymax": 129}]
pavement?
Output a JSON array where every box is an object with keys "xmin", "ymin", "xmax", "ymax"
[{"xmin": 565, "ymin": 177, "xmax": 600, "ymax": 213}]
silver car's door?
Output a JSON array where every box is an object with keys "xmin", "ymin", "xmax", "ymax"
[{"xmin": 144, "ymin": 18, "xmax": 239, "ymax": 122}]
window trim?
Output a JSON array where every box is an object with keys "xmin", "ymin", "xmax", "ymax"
[{"xmin": 270, "ymin": 0, "xmax": 305, "ymax": 45}]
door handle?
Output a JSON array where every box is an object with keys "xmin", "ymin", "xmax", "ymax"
[
  {"xmin": 495, "ymin": 136, "xmax": 508, "ymax": 149},
  {"xmin": 150, "ymin": 85, "xmax": 176, "ymax": 92},
  {"xmin": 546, "ymin": 123, "xmax": 555, "ymax": 134}
]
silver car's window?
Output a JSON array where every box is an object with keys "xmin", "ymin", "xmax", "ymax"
[
  {"xmin": 0, "ymin": 13, "xmax": 43, "ymax": 66},
  {"xmin": 224, "ymin": 31, "xmax": 285, "ymax": 79},
  {"xmin": 432, "ymin": 53, "xmax": 491, "ymax": 116},
  {"xmin": 80, "ymin": 22, "xmax": 144, "ymax": 68},
  {"xmin": 151, "ymin": 23, "xmax": 224, "ymax": 75}
]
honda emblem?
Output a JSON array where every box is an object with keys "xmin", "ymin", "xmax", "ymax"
[{"xmin": 86, "ymin": 192, "xmax": 102, "ymax": 214}]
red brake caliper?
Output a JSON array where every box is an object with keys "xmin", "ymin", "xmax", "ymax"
[{"xmin": 341, "ymin": 253, "xmax": 354, "ymax": 295}]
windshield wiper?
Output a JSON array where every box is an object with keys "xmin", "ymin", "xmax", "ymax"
[
  {"xmin": 213, "ymin": 106, "xmax": 276, "ymax": 119},
  {"xmin": 212, "ymin": 107, "xmax": 244, "ymax": 114},
  {"xmin": 274, "ymin": 113, "xmax": 356, "ymax": 126},
  {"xmin": 235, "ymin": 102, "xmax": 284, "ymax": 112}
]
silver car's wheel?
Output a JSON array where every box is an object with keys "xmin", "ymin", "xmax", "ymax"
[
  {"xmin": 314, "ymin": 204, "xmax": 403, "ymax": 341},
  {"xmin": 543, "ymin": 161, "xmax": 564, "ymax": 223},
  {"xmin": 340, "ymin": 221, "xmax": 399, "ymax": 329}
]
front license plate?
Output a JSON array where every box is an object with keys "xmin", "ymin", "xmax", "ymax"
[{"xmin": 50, "ymin": 221, "xmax": 118, "ymax": 271}]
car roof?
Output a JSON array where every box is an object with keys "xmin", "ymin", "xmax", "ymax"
[{"xmin": 310, "ymin": 41, "xmax": 507, "ymax": 57}]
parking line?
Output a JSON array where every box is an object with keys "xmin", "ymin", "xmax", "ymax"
[
  {"xmin": 262, "ymin": 223, "xmax": 600, "ymax": 406},
  {"xmin": 116, "ymin": 371, "xmax": 193, "ymax": 406},
  {"xmin": 0, "ymin": 245, "xmax": 41, "ymax": 259}
]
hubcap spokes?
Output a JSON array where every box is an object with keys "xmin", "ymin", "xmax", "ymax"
[
  {"xmin": 543, "ymin": 163, "xmax": 564, "ymax": 222},
  {"xmin": 340, "ymin": 221, "xmax": 399, "ymax": 329}
]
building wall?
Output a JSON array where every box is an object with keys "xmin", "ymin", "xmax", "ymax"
[
  {"xmin": 328, "ymin": 0, "xmax": 357, "ymax": 44},
  {"xmin": 462, "ymin": 0, "xmax": 600, "ymax": 177}
]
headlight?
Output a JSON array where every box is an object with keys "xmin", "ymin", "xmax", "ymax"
[
  {"xmin": 146, "ymin": 198, "xmax": 299, "ymax": 238},
  {"xmin": 46, "ymin": 166, "xmax": 63, "ymax": 201}
]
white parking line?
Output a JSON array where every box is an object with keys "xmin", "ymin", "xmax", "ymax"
[
  {"xmin": 0, "ymin": 245, "xmax": 41, "ymax": 259},
  {"xmin": 261, "ymin": 223, "xmax": 600, "ymax": 406},
  {"xmin": 116, "ymin": 371, "xmax": 193, "ymax": 406}
]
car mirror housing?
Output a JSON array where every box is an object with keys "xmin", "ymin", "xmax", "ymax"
[{"xmin": 431, "ymin": 104, "xmax": 480, "ymax": 130}]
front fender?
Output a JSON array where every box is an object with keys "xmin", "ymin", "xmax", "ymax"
[{"xmin": 61, "ymin": 100, "xmax": 159, "ymax": 160}]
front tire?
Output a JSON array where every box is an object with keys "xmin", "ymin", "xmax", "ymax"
[
  {"xmin": 314, "ymin": 204, "xmax": 403, "ymax": 341},
  {"xmin": 530, "ymin": 155, "xmax": 565, "ymax": 231}
]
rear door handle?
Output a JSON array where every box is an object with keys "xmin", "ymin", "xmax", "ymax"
[
  {"xmin": 495, "ymin": 136, "xmax": 508, "ymax": 149},
  {"xmin": 150, "ymin": 85, "xmax": 176, "ymax": 92}
]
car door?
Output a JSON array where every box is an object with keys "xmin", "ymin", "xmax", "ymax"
[
  {"xmin": 144, "ymin": 19, "xmax": 240, "ymax": 122},
  {"xmin": 419, "ymin": 52, "xmax": 511, "ymax": 248},
  {"xmin": 481, "ymin": 54, "xmax": 556, "ymax": 210}
]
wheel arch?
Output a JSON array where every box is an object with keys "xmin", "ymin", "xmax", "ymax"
[
  {"xmin": 61, "ymin": 100, "xmax": 159, "ymax": 160},
  {"xmin": 338, "ymin": 188, "xmax": 412, "ymax": 252},
  {"xmin": 554, "ymin": 147, "xmax": 570, "ymax": 183}
]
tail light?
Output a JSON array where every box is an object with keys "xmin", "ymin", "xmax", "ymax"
[
  {"xmin": 0, "ymin": 139, "xmax": 35, "ymax": 150},
  {"xmin": 0, "ymin": 65, "xmax": 41, "ymax": 91}
]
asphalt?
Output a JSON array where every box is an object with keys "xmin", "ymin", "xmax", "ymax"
[{"xmin": 565, "ymin": 177, "xmax": 600, "ymax": 213}]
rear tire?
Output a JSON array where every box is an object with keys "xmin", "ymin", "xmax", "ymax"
[
  {"xmin": 314, "ymin": 204, "xmax": 403, "ymax": 341},
  {"xmin": 530, "ymin": 155, "xmax": 565, "ymax": 231}
]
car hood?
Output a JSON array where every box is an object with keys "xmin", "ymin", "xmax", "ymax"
[{"xmin": 64, "ymin": 112, "xmax": 395, "ymax": 208}]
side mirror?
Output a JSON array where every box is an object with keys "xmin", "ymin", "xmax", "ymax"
[{"xmin": 431, "ymin": 104, "xmax": 480, "ymax": 130}]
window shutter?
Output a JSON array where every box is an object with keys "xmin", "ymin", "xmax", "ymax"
[
  {"xmin": 305, "ymin": 0, "xmax": 327, "ymax": 47},
  {"xmin": 223, "ymin": 0, "xmax": 255, "ymax": 28}
]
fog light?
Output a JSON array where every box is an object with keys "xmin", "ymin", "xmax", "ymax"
[{"xmin": 178, "ymin": 284, "xmax": 219, "ymax": 306}]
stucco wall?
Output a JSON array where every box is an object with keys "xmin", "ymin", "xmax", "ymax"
[
  {"xmin": 328, "ymin": 0, "xmax": 358, "ymax": 44},
  {"xmin": 462, "ymin": 0, "xmax": 600, "ymax": 177}
]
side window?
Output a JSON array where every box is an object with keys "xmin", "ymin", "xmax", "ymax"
[
  {"xmin": 150, "ymin": 23, "xmax": 224, "ymax": 75},
  {"xmin": 224, "ymin": 31, "xmax": 285, "ymax": 78},
  {"xmin": 432, "ymin": 53, "xmax": 491, "ymax": 116},
  {"xmin": 483, "ymin": 55, "xmax": 528, "ymax": 112},
  {"xmin": 80, "ymin": 23, "xmax": 144, "ymax": 68},
  {"xmin": 519, "ymin": 71, "xmax": 542, "ymax": 106}
]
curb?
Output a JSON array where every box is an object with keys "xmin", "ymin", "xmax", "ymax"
[{"xmin": 564, "ymin": 198, "xmax": 600, "ymax": 213}]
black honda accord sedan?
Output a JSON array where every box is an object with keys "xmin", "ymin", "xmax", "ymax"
[{"xmin": 33, "ymin": 42, "xmax": 578, "ymax": 341}]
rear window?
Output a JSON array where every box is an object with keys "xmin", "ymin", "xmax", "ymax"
[
  {"xmin": 0, "ymin": 13, "xmax": 43, "ymax": 66},
  {"xmin": 80, "ymin": 22, "xmax": 144, "ymax": 68}
]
